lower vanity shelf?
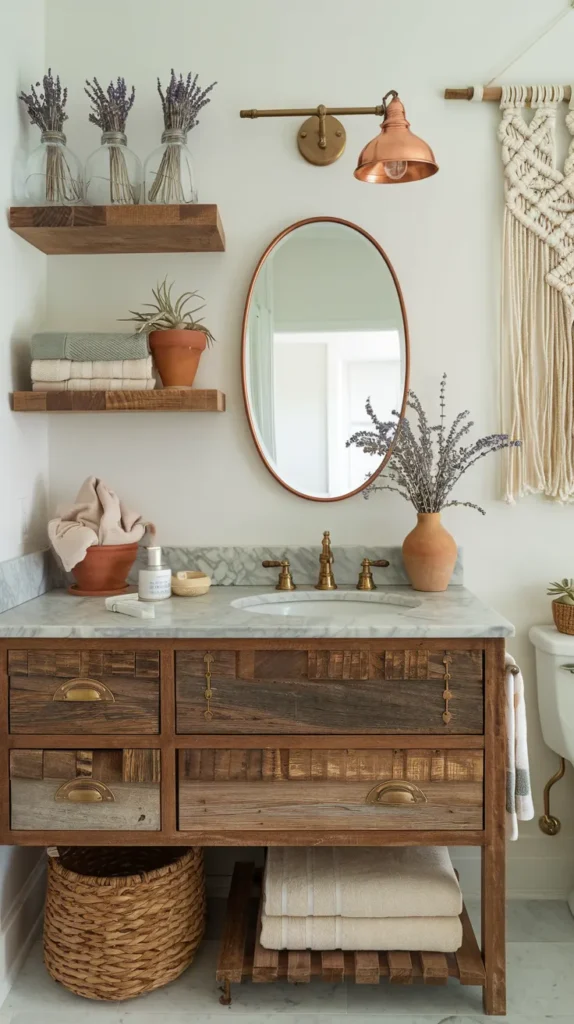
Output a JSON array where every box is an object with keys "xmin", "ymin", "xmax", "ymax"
[{"xmin": 216, "ymin": 862, "xmax": 486, "ymax": 1005}]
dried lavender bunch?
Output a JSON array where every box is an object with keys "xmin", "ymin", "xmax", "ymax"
[
  {"xmin": 20, "ymin": 68, "xmax": 68, "ymax": 133},
  {"xmin": 157, "ymin": 69, "xmax": 216, "ymax": 133},
  {"xmin": 147, "ymin": 69, "xmax": 216, "ymax": 204},
  {"xmin": 84, "ymin": 77, "xmax": 138, "ymax": 204},
  {"xmin": 19, "ymin": 69, "xmax": 81, "ymax": 204},
  {"xmin": 347, "ymin": 374, "xmax": 522, "ymax": 515},
  {"xmin": 84, "ymin": 76, "xmax": 135, "ymax": 133}
]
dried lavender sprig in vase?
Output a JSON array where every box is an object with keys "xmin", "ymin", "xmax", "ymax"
[
  {"xmin": 146, "ymin": 69, "xmax": 216, "ymax": 204},
  {"xmin": 84, "ymin": 77, "xmax": 140, "ymax": 204},
  {"xmin": 19, "ymin": 69, "xmax": 82, "ymax": 204},
  {"xmin": 347, "ymin": 374, "xmax": 522, "ymax": 514}
]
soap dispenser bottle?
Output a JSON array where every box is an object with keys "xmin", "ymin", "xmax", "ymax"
[{"xmin": 138, "ymin": 546, "xmax": 171, "ymax": 602}]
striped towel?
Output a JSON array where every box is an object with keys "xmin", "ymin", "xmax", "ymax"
[
  {"xmin": 506, "ymin": 653, "xmax": 535, "ymax": 840},
  {"xmin": 31, "ymin": 358, "xmax": 153, "ymax": 382}
]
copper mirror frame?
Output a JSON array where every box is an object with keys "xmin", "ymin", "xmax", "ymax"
[{"xmin": 241, "ymin": 216, "xmax": 410, "ymax": 502}]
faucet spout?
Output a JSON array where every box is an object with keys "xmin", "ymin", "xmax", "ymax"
[{"xmin": 315, "ymin": 531, "xmax": 337, "ymax": 590}]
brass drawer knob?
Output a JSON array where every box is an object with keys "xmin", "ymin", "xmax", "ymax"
[
  {"xmin": 365, "ymin": 781, "xmax": 427, "ymax": 805},
  {"xmin": 52, "ymin": 678, "xmax": 115, "ymax": 703},
  {"xmin": 54, "ymin": 779, "xmax": 115, "ymax": 804}
]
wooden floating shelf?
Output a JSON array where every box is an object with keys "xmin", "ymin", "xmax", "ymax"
[
  {"xmin": 8, "ymin": 204, "xmax": 225, "ymax": 254},
  {"xmin": 216, "ymin": 863, "xmax": 486, "ymax": 1006},
  {"xmin": 12, "ymin": 389, "xmax": 226, "ymax": 412}
]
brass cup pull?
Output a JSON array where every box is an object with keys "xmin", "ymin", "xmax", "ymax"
[
  {"xmin": 54, "ymin": 779, "xmax": 115, "ymax": 804},
  {"xmin": 52, "ymin": 678, "xmax": 115, "ymax": 703},
  {"xmin": 366, "ymin": 781, "xmax": 427, "ymax": 806}
]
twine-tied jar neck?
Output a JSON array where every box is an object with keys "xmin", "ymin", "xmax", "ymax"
[
  {"xmin": 101, "ymin": 131, "xmax": 128, "ymax": 146},
  {"xmin": 41, "ymin": 130, "xmax": 66, "ymax": 145},
  {"xmin": 161, "ymin": 129, "xmax": 188, "ymax": 145}
]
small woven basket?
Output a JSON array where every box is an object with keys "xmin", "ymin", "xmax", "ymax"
[
  {"xmin": 44, "ymin": 846, "xmax": 205, "ymax": 1001},
  {"xmin": 552, "ymin": 599, "xmax": 574, "ymax": 635}
]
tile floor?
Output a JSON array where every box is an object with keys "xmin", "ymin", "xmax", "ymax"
[{"xmin": 2, "ymin": 900, "xmax": 574, "ymax": 1023}]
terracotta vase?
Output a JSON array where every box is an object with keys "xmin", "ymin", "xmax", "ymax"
[
  {"xmin": 402, "ymin": 512, "xmax": 457, "ymax": 592},
  {"xmin": 70, "ymin": 543, "xmax": 139, "ymax": 597},
  {"xmin": 149, "ymin": 329, "xmax": 207, "ymax": 388}
]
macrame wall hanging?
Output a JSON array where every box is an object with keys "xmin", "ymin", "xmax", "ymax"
[{"xmin": 445, "ymin": 2, "xmax": 574, "ymax": 502}]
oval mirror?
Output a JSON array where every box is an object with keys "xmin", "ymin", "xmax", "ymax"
[{"xmin": 242, "ymin": 217, "xmax": 409, "ymax": 501}]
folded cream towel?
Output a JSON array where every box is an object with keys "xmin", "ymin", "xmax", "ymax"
[
  {"xmin": 48, "ymin": 476, "xmax": 148, "ymax": 572},
  {"xmin": 260, "ymin": 913, "xmax": 462, "ymax": 952},
  {"xmin": 33, "ymin": 379, "xmax": 155, "ymax": 391},
  {"xmin": 31, "ymin": 357, "xmax": 153, "ymax": 382},
  {"xmin": 263, "ymin": 847, "xmax": 462, "ymax": 920},
  {"xmin": 506, "ymin": 653, "xmax": 535, "ymax": 840}
]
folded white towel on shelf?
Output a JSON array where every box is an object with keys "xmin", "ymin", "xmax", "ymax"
[
  {"xmin": 33, "ymin": 379, "xmax": 155, "ymax": 391},
  {"xmin": 31, "ymin": 357, "xmax": 153, "ymax": 382},
  {"xmin": 260, "ymin": 912, "xmax": 462, "ymax": 952},
  {"xmin": 263, "ymin": 847, "xmax": 462, "ymax": 920},
  {"xmin": 506, "ymin": 653, "xmax": 535, "ymax": 840}
]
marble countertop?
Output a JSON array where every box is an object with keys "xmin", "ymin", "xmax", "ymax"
[{"xmin": 0, "ymin": 585, "xmax": 514, "ymax": 639}]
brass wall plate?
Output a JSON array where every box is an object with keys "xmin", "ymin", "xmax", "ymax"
[{"xmin": 297, "ymin": 114, "xmax": 346, "ymax": 166}]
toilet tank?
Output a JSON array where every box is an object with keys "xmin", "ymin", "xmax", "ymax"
[{"xmin": 530, "ymin": 625, "xmax": 574, "ymax": 764}]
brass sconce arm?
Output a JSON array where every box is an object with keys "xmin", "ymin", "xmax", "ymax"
[{"xmin": 239, "ymin": 91, "xmax": 438, "ymax": 181}]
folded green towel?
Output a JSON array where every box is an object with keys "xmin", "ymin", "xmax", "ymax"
[{"xmin": 31, "ymin": 332, "xmax": 149, "ymax": 362}]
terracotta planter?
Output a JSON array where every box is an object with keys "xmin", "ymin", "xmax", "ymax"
[
  {"xmin": 70, "ymin": 543, "xmax": 139, "ymax": 597},
  {"xmin": 149, "ymin": 329, "xmax": 207, "ymax": 389},
  {"xmin": 402, "ymin": 513, "xmax": 457, "ymax": 592}
]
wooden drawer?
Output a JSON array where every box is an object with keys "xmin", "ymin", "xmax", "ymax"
[
  {"xmin": 175, "ymin": 647, "xmax": 483, "ymax": 734},
  {"xmin": 178, "ymin": 746, "xmax": 484, "ymax": 832},
  {"xmin": 10, "ymin": 748, "xmax": 161, "ymax": 831},
  {"xmin": 8, "ymin": 649, "xmax": 160, "ymax": 734}
]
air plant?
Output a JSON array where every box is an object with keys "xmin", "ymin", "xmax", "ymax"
[
  {"xmin": 19, "ymin": 69, "xmax": 82, "ymax": 203},
  {"xmin": 120, "ymin": 279, "xmax": 216, "ymax": 345},
  {"xmin": 547, "ymin": 579, "xmax": 574, "ymax": 606},
  {"xmin": 346, "ymin": 374, "xmax": 522, "ymax": 515},
  {"xmin": 147, "ymin": 69, "xmax": 217, "ymax": 204},
  {"xmin": 84, "ymin": 77, "xmax": 138, "ymax": 204}
]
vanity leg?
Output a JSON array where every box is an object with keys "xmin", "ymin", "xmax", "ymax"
[
  {"xmin": 219, "ymin": 979, "xmax": 232, "ymax": 1005},
  {"xmin": 482, "ymin": 639, "xmax": 506, "ymax": 1015}
]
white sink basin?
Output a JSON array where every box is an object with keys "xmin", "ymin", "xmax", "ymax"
[{"xmin": 231, "ymin": 590, "xmax": 421, "ymax": 619}]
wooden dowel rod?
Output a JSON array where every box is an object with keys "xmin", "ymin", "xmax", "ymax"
[{"xmin": 444, "ymin": 86, "xmax": 572, "ymax": 102}]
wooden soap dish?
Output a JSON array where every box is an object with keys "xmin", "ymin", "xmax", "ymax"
[{"xmin": 171, "ymin": 571, "xmax": 212, "ymax": 597}]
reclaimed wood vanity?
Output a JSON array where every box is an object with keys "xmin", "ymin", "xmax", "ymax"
[{"xmin": 0, "ymin": 626, "xmax": 507, "ymax": 1015}]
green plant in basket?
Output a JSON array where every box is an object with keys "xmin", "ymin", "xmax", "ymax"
[{"xmin": 547, "ymin": 579, "xmax": 574, "ymax": 605}]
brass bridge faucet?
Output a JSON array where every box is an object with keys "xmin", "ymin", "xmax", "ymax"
[{"xmin": 315, "ymin": 531, "xmax": 337, "ymax": 590}]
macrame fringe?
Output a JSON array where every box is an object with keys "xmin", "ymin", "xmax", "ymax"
[{"xmin": 499, "ymin": 86, "xmax": 574, "ymax": 502}]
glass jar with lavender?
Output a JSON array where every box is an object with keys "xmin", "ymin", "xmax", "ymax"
[
  {"xmin": 144, "ymin": 69, "xmax": 216, "ymax": 204},
  {"xmin": 84, "ymin": 77, "xmax": 142, "ymax": 205},
  {"xmin": 20, "ymin": 70, "xmax": 83, "ymax": 205}
]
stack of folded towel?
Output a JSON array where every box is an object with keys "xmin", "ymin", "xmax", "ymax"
[
  {"xmin": 31, "ymin": 333, "xmax": 155, "ymax": 391},
  {"xmin": 260, "ymin": 846, "xmax": 463, "ymax": 952}
]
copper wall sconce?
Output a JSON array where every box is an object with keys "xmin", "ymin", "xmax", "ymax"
[{"xmin": 240, "ymin": 90, "xmax": 438, "ymax": 183}]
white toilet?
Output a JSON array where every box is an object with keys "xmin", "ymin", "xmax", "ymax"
[{"xmin": 530, "ymin": 624, "xmax": 574, "ymax": 914}]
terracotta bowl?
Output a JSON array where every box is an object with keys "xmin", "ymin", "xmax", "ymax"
[{"xmin": 70, "ymin": 543, "xmax": 139, "ymax": 597}]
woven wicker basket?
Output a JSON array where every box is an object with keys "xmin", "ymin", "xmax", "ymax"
[
  {"xmin": 44, "ymin": 846, "xmax": 205, "ymax": 1001},
  {"xmin": 552, "ymin": 599, "xmax": 574, "ymax": 635}
]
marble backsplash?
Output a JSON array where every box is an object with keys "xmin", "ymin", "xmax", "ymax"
[
  {"xmin": 0, "ymin": 550, "xmax": 54, "ymax": 612},
  {"xmin": 129, "ymin": 545, "xmax": 464, "ymax": 587}
]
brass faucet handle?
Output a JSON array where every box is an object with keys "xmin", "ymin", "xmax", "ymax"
[
  {"xmin": 357, "ymin": 557, "xmax": 390, "ymax": 591},
  {"xmin": 262, "ymin": 559, "xmax": 296, "ymax": 592}
]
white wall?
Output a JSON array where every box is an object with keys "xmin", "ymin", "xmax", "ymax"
[
  {"xmin": 0, "ymin": 0, "xmax": 49, "ymax": 993},
  {"xmin": 45, "ymin": 0, "xmax": 574, "ymax": 897}
]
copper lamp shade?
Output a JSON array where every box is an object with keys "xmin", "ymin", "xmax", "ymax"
[{"xmin": 354, "ymin": 95, "xmax": 438, "ymax": 184}]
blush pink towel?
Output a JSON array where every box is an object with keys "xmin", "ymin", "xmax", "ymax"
[{"xmin": 48, "ymin": 476, "xmax": 149, "ymax": 571}]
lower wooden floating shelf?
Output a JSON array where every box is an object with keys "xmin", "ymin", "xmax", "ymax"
[
  {"xmin": 12, "ymin": 389, "xmax": 225, "ymax": 412},
  {"xmin": 216, "ymin": 862, "xmax": 486, "ymax": 1006}
]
